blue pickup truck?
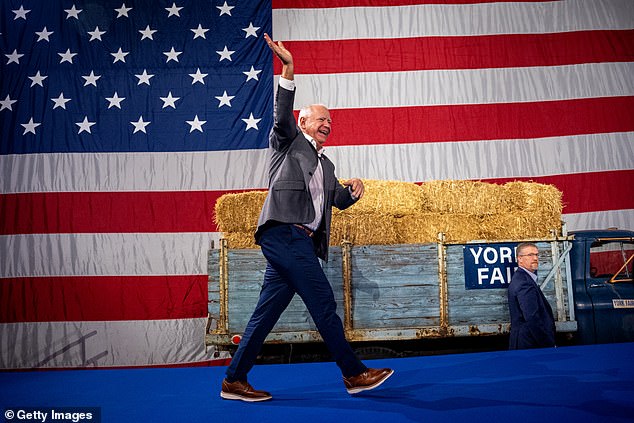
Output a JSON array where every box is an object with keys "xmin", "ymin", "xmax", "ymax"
[
  {"xmin": 206, "ymin": 228, "xmax": 634, "ymax": 356},
  {"xmin": 570, "ymin": 229, "xmax": 634, "ymax": 344}
]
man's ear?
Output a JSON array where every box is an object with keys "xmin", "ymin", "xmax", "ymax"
[{"xmin": 298, "ymin": 116, "xmax": 305, "ymax": 130}]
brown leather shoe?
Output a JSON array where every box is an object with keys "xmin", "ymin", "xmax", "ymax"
[
  {"xmin": 344, "ymin": 368, "xmax": 394, "ymax": 394},
  {"xmin": 220, "ymin": 379, "xmax": 272, "ymax": 402}
]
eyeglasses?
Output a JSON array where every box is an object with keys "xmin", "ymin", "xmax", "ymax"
[{"xmin": 519, "ymin": 253, "xmax": 539, "ymax": 258}]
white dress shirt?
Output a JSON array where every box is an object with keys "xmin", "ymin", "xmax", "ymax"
[{"xmin": 279, "ymin": 76, "xmax": 324, "ymax": 231}]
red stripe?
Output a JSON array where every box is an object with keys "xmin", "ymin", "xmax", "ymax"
[
  {"xmin": 325, "ymin": 96, "xmax": 634, "ymax": 146},
  {"xmin": 1, "ymin": 170, "xmax": 631, "ymax": 236},
  {"xmin": 273, "ymin": 0, "xmax": 552, "ymax": 8},
  {"xmin": 483, "ymin": 170, "xmax": 634, "ymax": 215},
  {"xmin": 0, "ymin": 275, "xmax": 207, "ymax": 323},
  {"xmin": 0, "ymin": 190, "xmax": 227, "ymax": 234},
  {"xmin": 275, "ymin": 30, "xmax": 634, "ymax": 74}
]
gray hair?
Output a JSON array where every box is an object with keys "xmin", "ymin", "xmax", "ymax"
[
  {"xmin": 516, "ymin": 242, "xmax": 538, "ymax": 259},
  {"xmin": 298, "ymin": 104, "xmax": 328, "ymax": 126}
]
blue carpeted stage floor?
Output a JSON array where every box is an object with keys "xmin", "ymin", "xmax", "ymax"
[{"xmin": 2, "ymin": 343, "xmax": 634, "ymax": 423}]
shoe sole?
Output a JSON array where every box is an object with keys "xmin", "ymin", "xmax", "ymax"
[
  {"xmin": 346, "ymin": 369, "xmax": 394, "ymax": 394},
  {"xmin": 220, "ymin": 391, "xmax": 272, "ymax": 402}
]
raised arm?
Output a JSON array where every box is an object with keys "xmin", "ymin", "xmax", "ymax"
[
  {"xmin": 264, "ymin": 33, "xmax": 294, "ymax": 80},
  {"xmin": 264, "ymin": 33, "xmax": 298, "ymax": 150}
]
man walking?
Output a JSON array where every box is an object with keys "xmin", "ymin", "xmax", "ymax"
[{"xmin": 220, "ymin": 34, "xmax": 393, "ymax": 402}]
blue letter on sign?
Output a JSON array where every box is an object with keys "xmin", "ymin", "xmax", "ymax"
[{"xmin": 463, "ymin": 243, "xmax": 519, "ymax": 289}]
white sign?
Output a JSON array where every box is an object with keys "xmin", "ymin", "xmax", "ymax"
[{"xmin": 613, "ymin": 299, "xmax": 634, "ymax": 309}]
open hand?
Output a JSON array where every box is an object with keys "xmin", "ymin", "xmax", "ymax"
[{"xmin": 264, "ymin": 33, "xmax": 293, "ymax": 66}]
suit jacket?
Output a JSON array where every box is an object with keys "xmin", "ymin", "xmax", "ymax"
[
  {"xmin": 255, "ymin": 84, "xmax": 357, "ymax": 261},
  {"xmin": 507, "ymin": 267, "xmax": 556, "ymax": 349}
]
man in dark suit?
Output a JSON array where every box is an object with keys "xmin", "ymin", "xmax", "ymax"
[
  {"xmin": 507, "ymin": 242, "xmax": 556, "ymax": 349},
  {"xmin": 220, "ymin": 34, "xmax": 393, "ymax": 402}
]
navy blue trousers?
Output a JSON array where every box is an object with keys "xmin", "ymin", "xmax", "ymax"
[{"xmin": 225, "ymin": 224, "xmax": 367, "ymax": 381}]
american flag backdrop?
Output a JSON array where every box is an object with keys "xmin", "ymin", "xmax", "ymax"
[
  {"xmin": 0, "ymin": 0, "xmax": 273, "ymax": 368},
  {"xmin": 1, "ymin": 0, "xmax": 633, "ymax": 368}
]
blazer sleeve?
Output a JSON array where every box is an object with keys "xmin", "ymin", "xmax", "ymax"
[
  {"xmin": 515, "ymin": 276, "xmax": 554, "ymax": 343},
  {"xmin": 333, "ymin": 179, "xmax": 357, "ymax": 210},
  {"xmin": 271, "ymin": 85, "xmax": 299, "ymax": 152}
]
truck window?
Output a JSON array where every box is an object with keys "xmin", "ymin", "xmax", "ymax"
[{"xmin": 589, "ymin": 241, "xmax": 634, "ymax": 282}]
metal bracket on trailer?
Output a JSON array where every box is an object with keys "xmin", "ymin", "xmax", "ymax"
[
  {"xmin": 540, "ymin": 242, "xmax": 573, "ymax": 291},
  {"xmin": 539, "ymin": 224, "xmax": 575, "ymax": 322}
]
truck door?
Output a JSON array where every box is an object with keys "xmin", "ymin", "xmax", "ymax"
[{"xmin": 586, "ymin": 238, "xmax": 634, "ymax": 343}]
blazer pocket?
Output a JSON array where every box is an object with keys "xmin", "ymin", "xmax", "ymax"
[
  {"xmin": 274, "ymin": 180, "xmax": 305, "ymax": 191},
  {"xmin": 272, "ymin": 180, "xmax": 311, "ymax": 219}
]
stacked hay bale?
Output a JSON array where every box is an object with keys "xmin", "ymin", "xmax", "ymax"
[
  {"xmin": 403, "ymin": 180, "xmax": 563, "ymax": 243},
  {"xmin": 330, "ymin": 180, "xmax": 426, "ymax": 245},
  {"xmin": 213, "ymin": 191, "xmax": 266, "ymax": 249},
  {"xmin": 401, "ymin": 180, "xmax": 507, "ymax": 243},
  {"xmin": 491, "ymin": 181, "xmax": 564, "ymax": 240},
  {"xmin": 213, "ymin": 180, "xmax": 563, "ymax": 248}
]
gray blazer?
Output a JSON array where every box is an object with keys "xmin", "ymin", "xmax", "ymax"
[{"xmin": 255, "ymin": 84, "xmax": 357, "ymax": 261}]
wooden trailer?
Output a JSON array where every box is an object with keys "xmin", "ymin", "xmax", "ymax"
[{"xmin": 206, "ymin": 233, "xmax": 577, "ymax": 352}]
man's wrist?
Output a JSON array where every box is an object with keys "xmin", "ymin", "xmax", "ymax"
[
  {"xmin": 281, "ymin": 64, "xmax": 294, "ymax": 81},
  {"xmin": 279, "ymin": 76, "xmax": 295, "ymax": 91}
]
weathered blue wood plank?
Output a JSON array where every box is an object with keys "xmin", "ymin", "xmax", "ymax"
[
  {"xmin": 208, "ymin": 240, "xmax": 573, "ymax": 342},
  {"xmin": 215, "ymin": 247, "xmax": 347, "ymax": 334},
  {"xmin": 350, "ymin": 244, "xmax": 441, "ymax": 329}
]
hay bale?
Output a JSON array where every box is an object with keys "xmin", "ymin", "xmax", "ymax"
[
  {"xmin": 420, "ymin": 180, "xmax": 508, "ymax": 214},
  {"xmin": 224, "ymin": 232, "xmax": 259, "ymax": 249},
  {"xmin": 478, "ymin": 212, "xmax": 562, "ymax": 240},
  {"xmin": 214, "ymin": 179, "xmax": 563, "ymax": 248},
  {"xmin": 396, "ymin": 213, "xmax": 485, "ymax": 244},
  {"xmin": 214, "ymin": 191, "xmax": 267, "ymax": 233},
  {"xmin": 331, "ymin": 211, "xmax": 401, "ymax": 245},
  {"xmin": 340, "ymin": 179, "xmax": 426, "ymax": 217},
  {"xmin": 503, "ymin": 181, "xmax": 563, "ymax": 215},
  {"xmin": 397, "ymin": 212, "xmax": 561, "ymax": 244}
]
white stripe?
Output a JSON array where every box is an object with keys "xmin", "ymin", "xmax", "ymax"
[
  {"xmin": 0, "ymin": 318, "xmax": 229, "ymax": 369},
  {"xmin": 0, "ymin": 232, "xmax": 221, "ymax": 278},
  {"xmin": 273, "ymin": 0, "xmax": 634, "ymax": 40},
  {"xmin": 3, "ymin": 132, "xmax": 633, "ymax": 194},
  {"xmin": 2, "ymin": 200, "xmax": 632, "ymax": 279},
  {"xmin": 287, "ymin": 63, "xmax": 634, "ymax": 110},
  {"xmin": 563, "ymin": 209, "xmax": 634, "ymax": 232},
  {"xmin": 329, "ymin": 132, "xmax": 634, "ymax": 182},
  {"xmin": 1, "ymin": 149, "xmax": 268, "ymax": 194},
  {"xmin": 2, "ymin": 204, "xmax": 629, "ymax": 280}
]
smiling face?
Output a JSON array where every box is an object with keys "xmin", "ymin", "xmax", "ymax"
[{"xmin": 299, "ymin": 105, "xmax": 331, "ymax": 150}]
